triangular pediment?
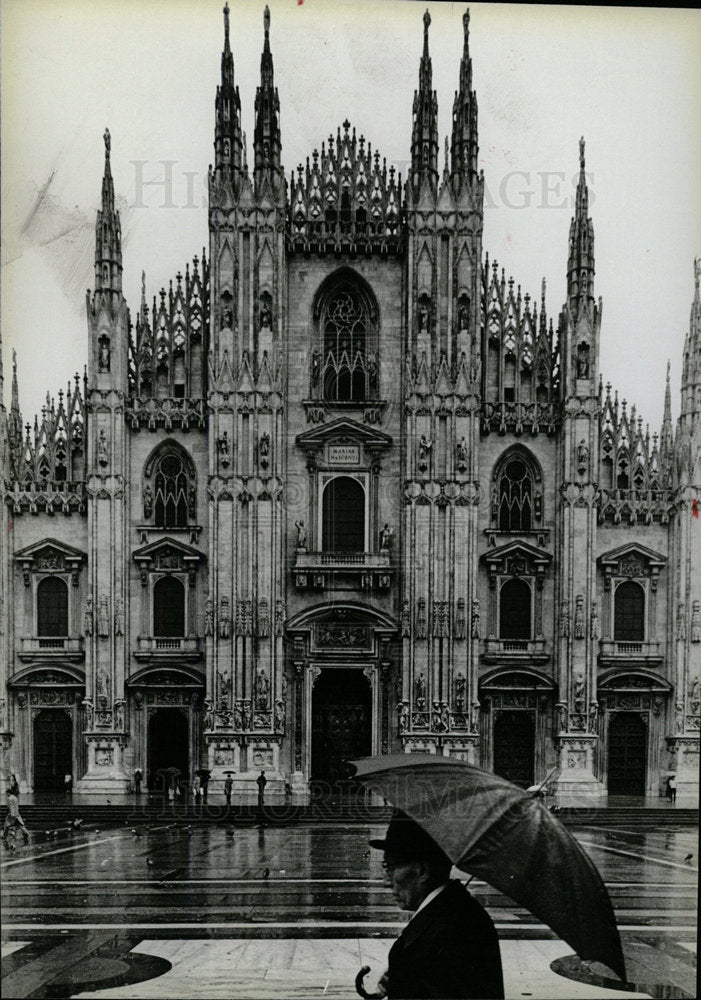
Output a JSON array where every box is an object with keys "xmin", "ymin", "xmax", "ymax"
[
  {"xmin": 481, "ymin": 539, "xmax": 552, "ymax": 569},
  {"xmin": 296, "ymin": 417, "xmax": 392, "ymax": 451},
  {"xmin": 15, "ymin": 538, "xmax": 86, "ymax": 564},
  {"xmin": 132, "ymin": 537, "xmax": 205, "ymax": 564},
  {"xmin": 597, "ymin": 542, "xmax": 666, "ymax": 569}
]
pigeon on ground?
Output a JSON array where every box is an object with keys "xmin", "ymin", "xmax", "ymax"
[
  {"xmin": 72, "ymin": 819, "xmax": 83, "ymax": 829},
  {"xmin": 262, "ymin": 867, "xmax": 270, "ymax": 879},
  {"xmin": 684, "ymin": 853, "xmax": 693, "ymax": 863},
  {"xmin": 146, "ymin": 858, "xmax": 154, "ymax": 867}
]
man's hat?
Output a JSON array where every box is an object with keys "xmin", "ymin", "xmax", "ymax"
[{"xmin": 369, "ymin": 810, "xmax": 451, "ymax": 865}]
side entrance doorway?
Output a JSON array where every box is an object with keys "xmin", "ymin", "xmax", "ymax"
[
  {"xmin": 493, "ymin": 710, "xmax": 535, "ymax": 787},
  {"xmin": 33, "ymin": 709, "xmax": 72, "ymax": 792},
  {"xmin": 311, "ymin": 668, "xmax": 372, "ymax": 787},
  {"xmin": 607, "ymin": 712, "xmax": 647, "ymax": 796},
  {"xmin": 147, "ymin": 707, "xmax": 189, "ymax": 790}
]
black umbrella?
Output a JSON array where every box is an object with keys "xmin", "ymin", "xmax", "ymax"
[{"xmin": 350, "ymin": 754, "xmax": 625, "ymax": 982}]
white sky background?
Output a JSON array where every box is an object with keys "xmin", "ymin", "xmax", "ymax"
[{"xmin": 2, "ymin": 0, "xmax": 700, "ymax": 432}]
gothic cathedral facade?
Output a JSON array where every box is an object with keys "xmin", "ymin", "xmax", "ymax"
[{"xmin": 1, "ymin": 7, "xmax": 699, "ymax": 800}]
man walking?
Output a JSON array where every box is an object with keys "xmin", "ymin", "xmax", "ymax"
[
  {"xmin": 360, "ymin": 810, "xmax": 504, "ymax": 999},
  {"xmin": 224, "ymin": 774, "xmax": 234, "ymax": 808},
  {"xmin": 2, "ymin": 789, "xmax": 30, "ymax": 845},
  {"xmin": 134, "ymin": 768, "xmax": 143, "ymax": 795},
  {"xmin": 256, "ymin": 770, "xmax": 267, "ymax": 809}
]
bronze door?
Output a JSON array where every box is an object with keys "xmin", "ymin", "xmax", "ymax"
[
  {"xmin": 493, "ymin": 710, "xmax": 535, "ymax": 787},
  {"xmin": 147, "ymin": 707, "xmax": 189, "ymax": 790},
  {"xmin": 33, "ymin": 708, "xmax": 72, "ymax": 792},
  {"xmin": 608, "ymin": 712, "xmax": 646, "ymax": 796},
  {"xmin": 311, "ymin": 668, "xmax": 371, "ymax": 785}
]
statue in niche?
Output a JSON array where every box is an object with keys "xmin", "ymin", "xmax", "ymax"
[
  {"xmin": 221, "ymin": 308, "xmax": 233, "ymax": 330},
  {"xmin": 83, "ymin": 596, "xmax": 94, "ymax": 637},
  {"xmin": 471, "ymin": 599, "xmax": 480, "ymax": 640},
  {"xmin": 574, "ymin": 673, "xmax": 584, "ymax": 711},
  {"xmin": 432, "ymin": 701, "xmax": 446, "ymax": 732},
  {"xmin": 217, "ymin": 431, "xmax": 230, "ymax": 468},
  {"xmin": 97, "ymin": 429, "xmax": 109, "ymax": 467},
  {"xmin": 311, "ymin": 351, "xmax": 321, "ymax": 386},
  {"xmin": 590, "ymin": 600, "xmax": 600, "ymax": 640},
  {"xmin": 255, "ymin": 668, "xmax": 270, "ymax": 710},
  {"xmin": 204, "ymin": 599, "xmax": 213, "ymax": 637},
  {"xmin": 218, "ymin": 670, "xmax": 232, "ymax": 708},
  {"xmin": 295, "ymin": 520, "xmax": 307, "ymax": 549},
  {"xmin": 677, "ymin": 603, "xmax": 687, "ymax": 640},
  {"xmin": 691, "ymin": 601, "xmax": 701, "ymax": 643},
  {"xmin": 275, "ymin": 700, "xmax": 286, "ymax": 732},
  {"xmin": 558, "ymin": 703, "xmax": 568, "ymax": 732},
  {"xmin": 417, "ymin": 435, "xmax": 432, "ymax": 472},
  {"xmin": 379, "ymin": 523, "xmax": 394, "ymax": 551},
  {"xmin": 400, "ymin": 600, "xmax": 411, "ymax": 638},
  {"xmin": 577, "ymin": 439, "xmax": 589, "ymax": 473},
  {"xmin": 588, "ymin": 701, "xmax": 599, "ymax": 733},
  {"xmin": 470, "ymin": 701, "xmax": 481, "ymax": 731},
  {"xmin": 98, "ymin": 595, "xmax": 110, "ymax": 638},
  {"xmin": 454, "ymin": 672, "xmax": 466, "ymax": 711},
  {"xmin": 414, "ymin": 671, "xmax": 427, "ymax": 710},
  {"xmin": 114, "ymin": 599, "xmax": 124, "ymax": 637},
  {"xmin": 259, "ymin": 300, "xmax": 272, "ymax": 331},
  {"xmin": 559, "ymin": 600, "xmax": 570, "ymax": 638},
  {"xmin": 233, "ymin": 702, "xmax": 244, "ymax": 730},
  {"xmin": 675, "ymin": 702, "xmax": 684, "ymax": 734},
  {"xmin": 204, "ymin": 699, "xmax": 215, "ymax": 730},
  {"xmin": 576, "ymin": 343, "xmax": 590, "ymax": 378},
  {"xmin": 417, "ymin": 296, "xmax": 430, "ymax": 334},
  {"xmin": 398, "ymin": 701, "xmax": 409, "ymax": 734},
  {"xmin": 259, "ymin": 433, "xmax": 270, "ymax": 469},
  {"xmin": 143, "ymin": 483, "xmax": 153, "ymax": 519},
  {"xmin": 574, "ymin": 595, "xmax": 585, "ymax": 639},
  {"xmin": 456, "ymin": 437, "xmax": 468, "ymax": 472},
  {"xmin": 457, "ymin": 297, "xmax": 470, "ymax": 336},
  {"xmin": 98, "ymin": 337, "xmax": 110, "ymax": 373}
]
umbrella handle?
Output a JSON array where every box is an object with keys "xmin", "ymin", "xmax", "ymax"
[{"xmin": 355, "ymin": 965, "xmax": 387, "ymax": 999}]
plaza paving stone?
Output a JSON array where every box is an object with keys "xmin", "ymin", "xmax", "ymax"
[{"xmin": 1, "ymin": 821, "xmax": 697, "ymax": 999}]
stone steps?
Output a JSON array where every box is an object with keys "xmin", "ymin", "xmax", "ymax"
[{"xmin": 2, "ymin": 803, "xmax": 698, "ymax": 829}]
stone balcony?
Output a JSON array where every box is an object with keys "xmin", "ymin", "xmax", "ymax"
[
  {"xmin": 293, "ymin": 549, "xmax": 394, "ymax": 592},
  {"xmin": 482, "ymin": 637, "xmax": 548, "ymax": 665},
  {"xmin": 133, "ymin": 636, "xmax": 203, "ymax": 663},
  {"xmin": 598, "ymin": 639, "xmax": 663, "ymax": 667},
  {"xmin": 18, "ymin": 637, "xmax": 85, "ymax": 663}
]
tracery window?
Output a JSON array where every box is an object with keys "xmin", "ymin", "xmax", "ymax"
[
  {"xmin": 153, "ymin": 576, "xmax": 185, "ymax": 637},
  {"xmin": 322, "ymin": 289, "xmax": 368, "ymax": 402},
  {"xmin": 613, "ymin": 581, "xmax": 645, "ymax": 641},
  {"xmin": 153, "ymin": 452, "xmax": 189, "ymax": 528},
  {"xmin": 37, "ymin": 577, "xmax": 69, "ymax": 637},
  {"xmin": 499, "ymin": 579, "xmax": 531, "ymax": 639},
  {"xmin": 498, "ymin": 459, "xmax": 533, "ymax": 531}
]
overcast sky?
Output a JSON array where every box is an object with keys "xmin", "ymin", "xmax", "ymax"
[{"xmin": 2, "ymin": 1, "xmax": 700, "ymax": 433}]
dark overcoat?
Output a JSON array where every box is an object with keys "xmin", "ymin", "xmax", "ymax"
[{"xmin": 386, "ymin": 880, "xmax": 504, "ymax": 1000}]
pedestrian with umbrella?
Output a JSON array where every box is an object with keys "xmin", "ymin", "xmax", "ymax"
[
  {"xmin": 351, "ymin": 754, "xmax": 626, "ymax": 999},
  {"xmin": 358, "ymin": 809, "xmax": 503, "ymax": 999},
  {"xmin": 224, "ymin": 771, "xmax": 235, "ymax": 808},
  {"xmin": 197, "ymin": 768, "xmax": 211, "ymax": 803}
]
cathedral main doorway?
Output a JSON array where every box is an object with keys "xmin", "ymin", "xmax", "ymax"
[
  {"xmin": 607, "ymin": 712, "xmax": 646, "ymax": 796},
  {"xmin": 311, "ymin": 669, "xmax": 372, "ymax": 786},
  {"xmin": 147, "ymin": 708, "xmax": 189, "ymax": 790},
  {"xmin": 33, "ymin": 709, "xmax": 72, "ymax": 792},
  {"xmin": 493, "ymin": 710, "xmax": 535, "ymax": 787}
]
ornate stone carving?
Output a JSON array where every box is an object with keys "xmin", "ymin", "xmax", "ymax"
[
  {"xmin": 400, "ymin": 600, "xmax": 411, "ymax": 638},
  {"xmin": 274, "ymin": 600, "xmax": 286, "ymax": 636},
  {"xmin": 454, "ymin": 598, "xmax": 466, "ymax": 640},
  {"xmin": 217, "ymin": 431, "xmax": 230, "ymax": 468},
  {"xmin": 258, "ymin": 598, "xmax": 270, "ymax": 638},
  {"xmin": 559, "ymin": 600, "xmax": 569, "ymax": 638},
  {"xmin": 691, "ymin": 601, "xmax": 701, "ymax": 643},
  {"xmin": 587, "ymin": 701, "xmax": 598, "ymax": 732},
  {"xmin": 470, "ymin": 599, "xmax": 480, "ymax": 639},
  {"xmin": 295, "ymin": 520, "xmax": 307, "ymax": 549},
  {"xmin": 255, "ymin": 667, "xmax": 270, "ymax": 710},
  {"xmin": 415, "ymin": 598, "xmax": 427, "ymax": 639},
  {"xmin": 97, "ymin": 595, "xmax": 110, "ymax": 638},
  {"xmin": 432, "ymin": 601, "xmax": 449, "ymax": 638},
  {"xmin": 83, "ymin": 596, "xmax": 94, "ymax": 636},
  {"xmin": 590, "ymin": 600, "xmax": 600, "ymax": 640},
  {"xmin": 219, "ymin": 596, "xmax": 231, "ymax": 638},
  {"xmin": 114, "ymin": 598, "xmax": 124, "ymax": 637},
  {"xmin": 574, "ymin": 594, "xmax": 584, "ymax": 639},
  {"xmin": 414, "ymin": 671, "xmax": 427, "ymax": 710},
  {"xmin": 573, "ymin": 673, "xmax": 584, "ymax": 712},
  {"xmin": 204, "ymin": 599, "xmax": 213, "ymax": 637},
  {"xmin": 677, "ymin": 603, "xmax": 687, "ymax": 640},
  {"xmin": 454, "ymin": 672, "xmax": 466, "ymax": 711},
  {"xmin": 398, "ymin": 701, "xmax": 409, "ymax": 734},
  {"xmin": 97, "ymin": 428, "xmax": 109, "ymax": 467}
]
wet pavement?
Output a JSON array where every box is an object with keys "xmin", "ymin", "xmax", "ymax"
[{"xmin": 1, "ymin": 821, "xmax": 697, "ymax": 998}]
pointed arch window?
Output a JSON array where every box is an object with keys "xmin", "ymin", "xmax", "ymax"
[
  {"xmin": 498, "ymin": 459, "xmax": 533, "ymax": 531},
  {"xmin": 153, "ymin": 452, "xmax": 189, "ymax": 528},
  {"xmin": 314, "ymin": 273, "xmax": 378, "ymax": 404},
  {"xmin": 37, "ymin": 577, "xmax": 69, "ymax": 637}
]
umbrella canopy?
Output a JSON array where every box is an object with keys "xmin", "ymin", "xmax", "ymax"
[
  {"xmin": 351, "ymin": 754, "xmax": 625, "ymax": 982},
  {"xmin": 195, "ymin": 768, "xmax": 212, "ymax": 777}
]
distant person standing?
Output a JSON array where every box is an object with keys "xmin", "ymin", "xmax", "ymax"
[
  {"xmin": 64, "ymin": 773, "xmax": 73, "ymax": 796},
  {"xmin": 134, "ymin": 768, "xmax": 143, "ymax": 795},
  {"xmin": 256, "ymin": 770, "xmax": 267, "ymax": 809},
  {"xmin": 224, "ymin": 774, "xmax": 234, "ymax": 807},
  {"xmin": 193, "ymin": 775, "xmax": 202, "ymax": 802},
  {"xmin": 7, "ymin": 774, "xmax": 20, "ymax": 799},
  {"xmin": 2, "ymin": 790, "xmax": 29, "ymax": 845},
  {"xmin": 667, "ymin": 775, "xmax": 677, "ymax": 804},
  {"xmin": 200, "ymin": 771, "xmax": 210, "ymax": 803}
]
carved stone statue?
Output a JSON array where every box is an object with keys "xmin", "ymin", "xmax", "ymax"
[
  {"xmin": 311, "ymin": 351, "xmax": 321, "ymax": 385},
  {"xmin": 418, "ymin": 435, "xmax": 432, "ymax": 468},
  {"xmin": 691, "ymin": 600, "xmax": 701, "ymax": 643},
  {"xmin": 557, "ymin": 702, "xmax": 568, "ymax": 732},
  {"xmin": 588, "ymin": 701, "xmax": 599, "ymax": 732},
  {"xmin": 219, "ymin": 596, "xmax": 231, "ymax": 639},
  {"xmin": 217, "ymin": 431, "xmax": 230, "ymax": 468},
  {"xmin": 204, "ymin": 598, "xmax": 213, "ymax": 636},
  {"xmin": 255, "ymin": 667, "xmax": 270, "ymax": 710},
  {"xmin": 559, "ymin": 600, "xmax": 570, "ymax": 638},
  {"xmin": 274, "ymin": 700, "xmax": 285, "ymax": 732},
  {"xmin": 689, "ymin": 676, "xmax": 699, "ymax": 703},
  {"xmin": 574, "ymin": 594, "xmax": 585, "ymax": 639},
  {"xmin": 98, "ymin": 337, "xmax": 110, "ymax": 373},
  {"xmin": 574, "ymin": 673, "xmax": 584, "ymax": 710},
  {"xmin": 454, "ymin": 672, "xmax": 466, "ymax": 710},
  {"xmin": 379, "ymin": 523, "xmax": 393, "ymax": 551},
  {"xmin": 577, "ymin": 439, "xmax": 589, "ymax": 473},
  {"xmin": 83, "ymin": 596, "xmax": 94, "ymax": 637},
  {"xmin": 677, "ymin": 602, "xmax": 687, "ymax": 640},
  {"xmin": 114, "ymin": 599, "xmax": 124, "ymax": 637},
  {"xmin": 143, "ymin": 483, "xmax": 153, "ymax": 519},
  {"xmin": 414, "ymin": 671, "xmax": 427, "ymax": 710},
  {"xmin": 97, "ymin": 595, "xmax": 110, "ymax": 638},
  {"xmin": 398, "ymin": 701, "xmax": 409, "ymax": 734},
  {"xmin": 400, "ymin": 600, "xmax": 411, "ymax": 638},
  {"xmin": 259, "ymin": 433, "xmax": 270, "ymax": 459},
  {"xmin": 470, "ymin": 700, "xmax": 481, "ymax": 731},
  {"xmin": 295, "ymin": 520, "xmax": 307, "ymax": 549},
  {"xmin": 590, "ymin": 600, "xmax": 600, "ymax": 640},
  {"xmin": 97, "ymin": 429, "xmax": 109, "ymax": 467},
  {"xmin": 259, "ymin": 302, "xmax": 272, "ymax": 331},
  {"xmin": 470, "ymin": 599, "xmax": 480, "ymax": 639},
  {"xmin": 456, "ymin": 436, "xmax": 468, "ymax": 472}
]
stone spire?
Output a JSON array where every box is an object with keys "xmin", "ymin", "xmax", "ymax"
[
  {"xmin": 94, "ymin": 128, "xmax": 122, "ymax": 294},
  {"xmin": 410, "ymin": 9, "xmax": 439, "ymax": 198},
  {"xmin": 680, "ymin": 258, "xmax": 701, "ymax": 423},
  {"xmin": 253, "ymin": 5, "xmax": 283, "ymax": 197},
  {"xmin": 214, "ymin": 2, "xmax": 244, "ymax": 189},
  {"xmin": 566, "ymin": 137, "xmax": 595, "ymax": 318},
  {"xmin": 450, "ymin": 8, "xmax": 479, "ymax": 191}
]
